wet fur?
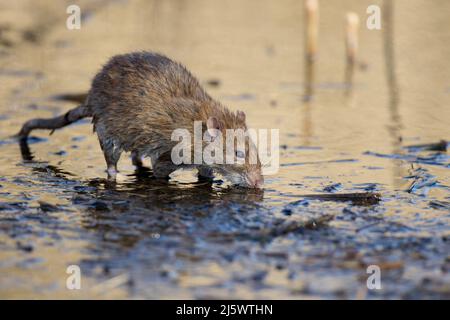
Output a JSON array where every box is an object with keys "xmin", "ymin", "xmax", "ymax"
[{"xmin": 18, "ymin": 52, "xmax": 262, "ymax": 186}]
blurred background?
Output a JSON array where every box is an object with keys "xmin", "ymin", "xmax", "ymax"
[{"xmin": 0, "ymin": 0, "xmax": 449, "ymax": 299}]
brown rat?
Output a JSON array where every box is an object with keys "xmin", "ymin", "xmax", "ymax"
[{"xmin": 17, "ymin": 52, "xmax": 263, "ymax": 188}]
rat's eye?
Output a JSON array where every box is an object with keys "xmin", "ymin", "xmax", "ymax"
[{"xmin": 236, "ymin": 150, "xmax": 245, "ymax": 159}]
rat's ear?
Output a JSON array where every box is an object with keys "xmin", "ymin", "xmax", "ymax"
[
  {"xmin": 206, "ymin": 117, "xmax": 221, "ymax": 138},
  {"xmin": 236, "ymin": 110, "xmax": 246, "ymax": 122}
]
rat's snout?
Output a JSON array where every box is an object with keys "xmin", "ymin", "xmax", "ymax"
[{"xmin": 245, "ymin": 172, "xmax": 264, "ymax": 189}]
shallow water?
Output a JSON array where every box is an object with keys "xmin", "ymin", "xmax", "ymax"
[{"xmin": 0, "ymin": 0, "xmax": 449, "ymax": 299}]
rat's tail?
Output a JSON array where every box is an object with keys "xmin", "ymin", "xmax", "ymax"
[{"xmin": 16, "ymin": 104, "xmax": 91, "ymax": 140}]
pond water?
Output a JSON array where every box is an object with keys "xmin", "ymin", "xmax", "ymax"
[{"xmin": 0, "ymin": 0, "xmax": 449, "ymax": 299}]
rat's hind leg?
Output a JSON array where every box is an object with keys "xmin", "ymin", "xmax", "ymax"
[
  {"xmin": 131, "ymin": 151, "xmax": 144, "ymax": 169},
  {"xmin": 98, "ymin": 136, "xmax": 122, "ymax": 179},
  {"xmin": 151, "ymin": 152, "xmax": 178, "ymax": 178}
]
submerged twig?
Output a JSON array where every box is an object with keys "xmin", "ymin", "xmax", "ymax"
[
  {"xmin": 300, "ymin": 192, "xmax": 382, "ymax": 206},
  {"xmin": 429, "ymin": 201, "xmax": 450, "ymax": 211},
  {"xmin": 404, "ymin": 140, "xmax": 448, "ymax": 152}
]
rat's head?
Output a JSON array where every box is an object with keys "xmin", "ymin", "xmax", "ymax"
[{"xmin": 203, "ymin": 110, "xmax": 264, "ymax": 189}]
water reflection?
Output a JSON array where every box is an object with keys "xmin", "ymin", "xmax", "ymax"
[
  {"xmin": 1, "ymin": 0, "xmax": 449, "ymax": 299},
  {"xmin": 19, "ymin": 137, "xmax": 264, "ymax": 205}
]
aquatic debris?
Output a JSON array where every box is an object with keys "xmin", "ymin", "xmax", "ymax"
[
  {"xmin": 364, "ymin": 151, "xmax": 449, "ymax": 168},
  {"xmin": 0, "ymin": 202, "xmax": 28, "ymax": 211},
  {"xmin": 404, "ymin": 140, "xmax": 448, "ymax": 152},
  {"xmin": 211, "ymin": 214, "xmax": 335, "ymax": 243},
  {"xmin": 75, "ymin": 199, "xmax": 110, "ymax": 212},
  {"xmin": 71, "ymin": 136, "xmax": 85, "ymax": 142},
  {"xmin": 407, "ymin": 178, "xmax": 437, "ymax": 195},
  {"xmin": 353, "ymin": 183, "xmax": 379, "ymax": 192},
  {"xmin": 205, "ymin": 79, "xmax": 221, "ymax": 87},
  {"xmin": 281, "ymin": 158, "xmax": 357, "ymax": 167},
  {"xmin": 405, "ymin": 167, "xmax": 439, "ymax": 196},
  {"xmin": 250, "ymin": 270, "xmax": 268, "ymax": 282},
  {"xmin": 280, "ymin": 145, "xmax": 322, "ymax": 151},
  {"xmin": 293, "ymin": 146, "xmax": 322, "ymax": 150},
  {"xmin": 266, "ymin": 215, "xmax": 334, "ymax": 237},
  {"xmin": 281, "ymin": 199, "xmax": 310, "ymax": 215},
  {"xmin": 285, "ymin": 199, "xmax": 310, "ymax": 208},
  {"xmin": 16, "ymin": 241, "xmax": 34, "ymax": 253},
  {"xmin": 300, "ymin": 192, "xmax": 381, "ymax": 206},
  {"xmin": 429, "ymin": 201, "xmax": 450, "ymax": 211},
  {"xmin": 52, "ymin": 150, "xmax": 67, "ymax": 156},
  {"xmin": 38, "ymin": 201, "xmax": 60, "ymax": 213},
  {"xmin": 52, "ymin": 92, "xmax": 88, "ymax": 103},
  {"xmin": 323, "ymin": 183, "xmax": 343, "ymax": 193}
]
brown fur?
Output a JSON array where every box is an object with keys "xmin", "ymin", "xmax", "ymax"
[{"xmin": 18, "ymin": 52, "xmax": 263, "ymax": 187}]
